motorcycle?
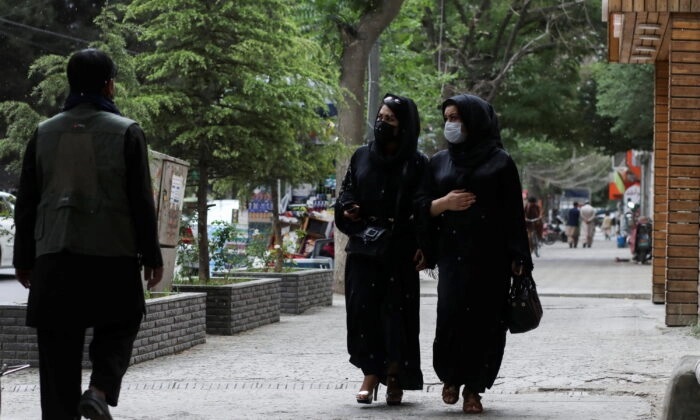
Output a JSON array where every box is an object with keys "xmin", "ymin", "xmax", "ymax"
[
  {"xmin": 542, "ymin": 217, "xmax": 566, "ymax": 245},
  {"xmin": 629, "ymin": 217, "xmax": 652, "ymax": 264}
]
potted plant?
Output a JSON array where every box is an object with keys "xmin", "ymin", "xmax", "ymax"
[{"xmin": 172, "ymin": 220, "xmax": 282, "ymax": 334}]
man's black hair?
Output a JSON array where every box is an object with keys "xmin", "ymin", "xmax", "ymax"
[{"xmin": 66, "ymin": 48, "xmax": 117, "ymax": 94}]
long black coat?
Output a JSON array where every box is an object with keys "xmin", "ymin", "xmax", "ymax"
[
  {"xmin": 335, "ymin": 145, "xmax": 427, "ymax": 390},
  {"xmin": 334, "ymin": 94, "xmax": 427, "ymax": 390},
  {"xmin": 418, "ymin": 94, "xmax": 532, "ymax": 393}
]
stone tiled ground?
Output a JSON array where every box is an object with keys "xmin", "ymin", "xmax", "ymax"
[{"xmin": 2, "ymin": 235, "xmax": 699, "ymax": 419}]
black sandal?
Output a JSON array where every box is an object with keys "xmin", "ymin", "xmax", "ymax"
[{"xmin": 385, "ymin": 375, "xmax": 403, "ymax": 405}]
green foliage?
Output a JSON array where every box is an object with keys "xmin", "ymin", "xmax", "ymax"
[
  {"xmin": 296, "ymin": 0, "xmax": 389, "ymax": 60},
  {"xmin": 125, "ymin": 0, "xmax": 339, "ymax": 186},
  {"xmin": 506, "ymin": 130, "xmax": 611, "ymax": 201},
  {"xmin": 144, "ymin": 290, "xmax": 173, "ymax": 299},
  {"xmin": 28, "ymin": 55, "xmax": 69, "ymax": 110},
  {"xmin": 590, "ymin": 62, "xmax": 654, "ymax": 151},
  {"xmin": 90, "ymin": 4, "xmax": 158, "ymax": 127},
  {"xmin": 0, "ymin": 52, "xmax": 70, "ymax": 144},
  {"xmin": 379, "ymin": 0, "xmax": 455, "ymax": 156},
  {"xmin": 0, "ymin": 4, "xmax": 149, "ymax": 175},
  {"xmin": 498, "ymin": 52, "xmax": 582, "ymax": 143},
  {"xmin": 425, "ymin": 0, "xmax": 604, "ymax": 97},
  {"xmin": 208, "ymin": 220, "xmax": 246, "ymax": 273},
  {"xmin": 0, "ymin": 102, "xmax": 42, "ymax": 173},
  {"xmin": 385, "ymin": 0, "xmax": 607, "ymax": 156},
  {"xmin": 244, "ymin": 232, "xmax": 283, "ymax": 272},
  {"xmin": 506, "ymin": 132, "xmax": 568, "ymax": 167}
]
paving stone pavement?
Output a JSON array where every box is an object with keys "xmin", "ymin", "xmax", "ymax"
[{"xmin": 2, "ymin": 233, "xmax": 700, "ymax": 419}]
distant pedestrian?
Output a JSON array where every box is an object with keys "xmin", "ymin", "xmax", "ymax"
[
  {"xmin": 13, "ymin": 48, "xmax": 163, "ymax": 419},
  {"xmin": 579, "ymin": 202, "xmax": 596, "ymax": 248},
  {"xmin": 335, "ymin": 93, "xmax": 427, "ymax": 406},
  {"xmin": 566, "ymin": 202, "xmax": 581, "ymax": 248},
  {"xmin": 601, "ymin": 211, "xmax": 613, "ymax": 240},
  {"xmin": 524, "ymin": 196, "xmax": 543, "ymax": 240},
  {"xmin": 417, "ymin": 94, "xmax": 533, "ymax": 414}
]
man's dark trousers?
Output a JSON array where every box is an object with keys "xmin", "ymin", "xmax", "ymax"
[{"xmin": 36, "ymin": 318, "xmax": 141, "ymax": 419}]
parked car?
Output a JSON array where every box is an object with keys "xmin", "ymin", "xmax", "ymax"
[{"xmin": 0, "ymin": 192, "xmax": 16, "ymax": 268}]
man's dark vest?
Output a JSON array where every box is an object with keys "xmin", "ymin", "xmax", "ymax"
[{"xmin": 34, "ymin": 104, "xmax": 138, "ymax": 257}]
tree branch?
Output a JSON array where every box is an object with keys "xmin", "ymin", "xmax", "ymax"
[
  {"xmin": 484, "ymin": 27, "xmax": 554, "ymax": 101},
  {"xmin": 501, "ymin": 0, "xmax": 532, "ymax": 66}
]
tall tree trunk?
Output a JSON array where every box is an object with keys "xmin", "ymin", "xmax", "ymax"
[
  {"xmin": 333, "ymin": 0, "xmax": 406, "ymax": 294},
  {"xmin": 197, "ymin": 159, "xmax": 210, "ymax": 282},
  {"xmin": 366, "ymin": 40, "xmax": 381, "ymax": 141}
]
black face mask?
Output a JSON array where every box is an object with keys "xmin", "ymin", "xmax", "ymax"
[{"xmin": 374, "ymin": 120, "xmax": 399, "ymax": 149}]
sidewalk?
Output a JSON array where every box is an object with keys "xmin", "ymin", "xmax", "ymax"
[{"xmin": 2, "ymin": 235, "xmax": 699, "ymax": 419}]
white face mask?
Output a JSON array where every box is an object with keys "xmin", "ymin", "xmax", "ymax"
[{"xmin": 444, "ymin": 121, "xmax": 466, "ymax": 144}]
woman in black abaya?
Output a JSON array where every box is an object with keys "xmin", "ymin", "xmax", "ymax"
[
  {"xmin": 335, "ymin": 93, "xmax": 427, "ymax": 406},
  {"xmin": 419, "ymin": 94, "xmax": 532, "ymax": 414}
]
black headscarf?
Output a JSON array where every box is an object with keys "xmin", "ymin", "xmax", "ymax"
[
  {"xmin": 441, "ymin": 94, "xmax": 503, "ymax": 171},
  {"xmin": 369, "ymin": 93, "xmax": 420, "ymax": 167}
]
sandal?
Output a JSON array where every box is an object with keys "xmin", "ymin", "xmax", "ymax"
[
  {"xmin": 442, "ymin": 384, "xmax": 459, "ymax": 405},
  {"xmin": 385, "ymin": 375, "xmax": 403, "ymax": 405},
  {"xmin": 356, "ymin": 375, "xmax": 379, "ymax": 404},
  {"xmin": 462, "ymin": 389, "xmax": 483, "ymax": 414}
]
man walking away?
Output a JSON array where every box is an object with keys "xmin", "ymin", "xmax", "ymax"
[
  {"xmin": 566, "ymin": 202, "xmax": 580, "ymax": 248},
  {"xmin": 13, "ymin": 48, "xmax": 163, "ymax": 420},
  {"xmin": 579, "ymin": 202, "xmax": 596, "ymax": 248}
]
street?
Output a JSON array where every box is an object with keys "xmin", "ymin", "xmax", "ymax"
[
  {"xmin": 2, "ymin": 234, "xmax": 698, "ymax": 419},
  {"xmin": 0, "ymin": 268, "xmax": 26, "ymax": 305}
]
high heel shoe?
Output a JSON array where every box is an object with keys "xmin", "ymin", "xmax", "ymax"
[
  {"xmin": 442, "ymin": 383, "xmax": 459, "ymax": 405},
  {"xmin": 462, "ymin": 389, "xmax": 483, "ymax": 414},
  {"xmin": 385, "ymin": 375, "xmax": 403, "ymax": 406},
  {"xmin": 356, "ymin": 375, "xmax": 379, "ymax": 404}
]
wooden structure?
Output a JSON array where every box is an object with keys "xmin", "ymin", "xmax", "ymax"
[{"xmin": 606, "ymin": 1, "xmax": 700, "ymax": 326}]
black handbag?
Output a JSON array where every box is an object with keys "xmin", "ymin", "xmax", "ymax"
[
  {"xmin": 346, "ymin": 226, "xmax": 392, "ymax": 257},
  {"xmin": 507, "ymin": 273, "xmax": 543, "ymax": 333}
]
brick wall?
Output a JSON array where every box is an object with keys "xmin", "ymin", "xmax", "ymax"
[
  {"xmin": 174, "ymin": 278, "xmax": 281, "ymax": 335},
  {"xmin": 654, "ymin": 60, "xmax": 669, "ymax": 305},
  {"xmin": 243, "ymin": 269, "xmax": 333, "ymax": 314},
  {"xmin": 666, "ymin": 15, "xmax": 700, "ymax": 326},
  {"xmin": 0, "ymin": 292, "xmax": 206, "ymax": 367}
]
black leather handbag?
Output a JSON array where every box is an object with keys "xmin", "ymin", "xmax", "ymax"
[
  {"xmin": 346, "ymin": 226, "xmax": 391, "ymax": 258},
  {"xmin": 507, "ymin": 273, "xmax": 543, "ymax": 334}
]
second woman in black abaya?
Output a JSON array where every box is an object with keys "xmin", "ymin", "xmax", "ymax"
[{"xmin": 419, "ymin": 94, "xmax": 532, "ymax": 414}]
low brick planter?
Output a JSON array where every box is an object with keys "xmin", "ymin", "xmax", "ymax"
[
  {"xmin": 0, "ymin": 292, "xmax": 206, "ymax": 367},
  {"xmin": 173, "ymin": 277, "xmax": 281, "ymax": 335},
  {"xmin": 240, "ymin": 268, "xmax": 333, "ymax": 314}
]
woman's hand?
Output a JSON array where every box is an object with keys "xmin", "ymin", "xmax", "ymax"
[
  {"xmin": 511, "ymin": 261, "xmax": 527, "ymax": 276},
  {"xmin": 15, "ymin": 268, "xmax": 31, "ymax": 288},
  {"xmin": 430, "ymin": 189, "xmax": 476, "ymax": 216},
  {"xmin": 343, "ymin": 204, "xmax": 362, "ymax": 222},
  {"xmin": 414, "ymin": 249, "xmax": 427, "ymax": 271}
]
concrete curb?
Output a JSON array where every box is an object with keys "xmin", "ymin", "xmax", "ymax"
[{"xmin": 420, "ymin": 292, "xmax": 652, "ymax": 300}]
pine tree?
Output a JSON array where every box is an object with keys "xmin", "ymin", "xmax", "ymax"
[{"xmin": 126, "ymin": 0, "xmax": 338, "ymax": 279}]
